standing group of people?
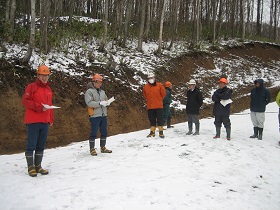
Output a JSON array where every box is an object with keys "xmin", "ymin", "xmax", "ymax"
[{"xmin": 22, "ymin": 65, "xmax": 277, "ymax": 177}]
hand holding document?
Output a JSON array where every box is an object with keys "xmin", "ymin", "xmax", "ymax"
[
  {"xmin": 220, "ymin": 99, "xmax": 233, "ymax": 107},
  {"xmin": 107, "ymin": 96, "xmax": 115, "ymax": 105},
  {"xmin": 42, "ymin": 103, "xmax": 61, "ymax": 109}
]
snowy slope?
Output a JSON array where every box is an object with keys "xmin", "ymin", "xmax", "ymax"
[{"xmin": 0, "ymin": 103, "xmax": 279, "ymax": 210}]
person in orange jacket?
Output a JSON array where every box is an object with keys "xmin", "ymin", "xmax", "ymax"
[
  {"xmin": 143, "ymin": 73, "xmax": 166, "ymax": 138},
  {"xmin": 22, "ymin": 65, "xmax": 54, "ymax": 177}
]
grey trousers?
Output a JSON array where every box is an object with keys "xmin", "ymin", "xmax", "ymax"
[
  {"xmin": 187, "ymin": 114, "xmax": 199, "ymax": 124},
  {"xmin": 250, "ymin": 112, "xmax": 265, "ymax": 128}
]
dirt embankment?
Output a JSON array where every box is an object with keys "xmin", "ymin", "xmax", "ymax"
[{"xmin": 0, "ymin": 42, "xmax": 279, "ymax": 154}]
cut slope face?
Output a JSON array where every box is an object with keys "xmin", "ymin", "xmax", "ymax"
[{"xmin": 0, "ymin": 42, "xmax": 279, "ymax": 154}]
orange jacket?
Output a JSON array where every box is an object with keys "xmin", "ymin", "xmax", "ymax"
[{"xmin": 143, "ymin": 82, "xmax": 166, "ymax": 109}]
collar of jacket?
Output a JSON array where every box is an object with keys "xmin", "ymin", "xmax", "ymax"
[{"xmin": 35, "ymin": 78, "xmax": 50, "ymax": 87}]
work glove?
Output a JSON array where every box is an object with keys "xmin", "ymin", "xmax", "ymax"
[{"xmin": 99, "ymin": 101, "xmax": 109, "ymax": 107}]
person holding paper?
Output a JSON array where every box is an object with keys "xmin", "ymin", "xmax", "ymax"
[
  {"xmin": 143, "ymin": 73, "xmax": 166, "ymax": 138},
  {"xmin": 212, "ymin": 77, "xmax": 232, "ymax": 140},
  {"xmin": 22, "ymin": 65, "xmax": 54, "ymax": 177},
  {"xmin": 85, "ymin": 73, "xmax": 112, "ymax": 156},
  {"xmin": 249, "ymin": 79, "xmax": 271, "ymax": 140},
  {"xmin": 186, "ymin": 79, "xmax": 203, "ymax": 135}
]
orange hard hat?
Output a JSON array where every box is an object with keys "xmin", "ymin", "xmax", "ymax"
[
  {"xmin": 92, "ymin": 74, "xmax": 103, "ymax": 82},
  {"xmin": 219, "ymin": 78, "xmax": 228, "ymax": 84},
  {"xmin": 164, "ymin": 81, "xmax": 172, "ymax": 87},
  {"xmin": 37, "ymin": 65, "xmax": 50, "ymax": 75}
]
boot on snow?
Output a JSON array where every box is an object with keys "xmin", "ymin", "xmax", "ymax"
[
  {"xmin": 193, "ymin": 123, "xmax": 200, "ymax": 135},
  {"xmin": 158, "ymin": 126, "xmax": 165, "ymax": 138},
  {"xmin": 147, "ymin": 126, "xmax": 156, "ymax": 137},
  {"xmin": 26, "ymin": 154, "xmax": 37, "ymax": 177},
  {"xmin": 226, "ymin": 127, "xmax": 231, "ymax": 141},
  {"xmin": 90, "ymin": 148, "xmax": 97, "ymax": 156},
  {"xmin": 186, "ymin": 123, "xmax": 193, "ymax": 135},
  {"xmin": 101, "ymin": 146, "xmax": 112, "ymax": 153},
  {"xmin": 258, "ymin": 128, "xmax": 263, "ymax": 140},
  {"xmin": 250, "ymin": 127, "xmax": 258, "ymax": 138},
  {"xmin": 213, "ymin": 126, "xmax": 221, "ymax": 139},
  {"xmin": 35, "ymin": 152, "xmax": 48, "ymax": 175}
]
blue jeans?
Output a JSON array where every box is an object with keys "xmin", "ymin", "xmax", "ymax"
[
  {"xmin": 25, "ymin": 123, "xmax": 49, "ymax": 156},
  {"xmin": 89, "ymin": 116, "xmax": 108, "ymax": 147}
]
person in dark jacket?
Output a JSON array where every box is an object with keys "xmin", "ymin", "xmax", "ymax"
[
  {"xmin": 212, "ymin": 78, "xmax": 232, "ymax": 140},
  {"xmin": 186, "ymin": 79, "xmax": 203, "ymax": 135},
  {"xmin": 249, "ymin": 79, "xmax": 271, "ymax": 140},
  {"xmin": 163, "ymin": 81, "xmax": 173, "ymax": 128}
]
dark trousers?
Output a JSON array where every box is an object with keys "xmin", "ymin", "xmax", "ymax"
[
  {"xmin": 25, "ymin": 123, "xmax": 49, "ymax": 156},
  {"xmin": 214, "ymin": 115, "xmax": 231, "ymax": 128},
  {"xmin": 148, "ymin": 109, "xmax": 164, "ymax": 126},
  {"xmin": 89, "ymin": 116, "xmax": 108, "ymax": 147}
]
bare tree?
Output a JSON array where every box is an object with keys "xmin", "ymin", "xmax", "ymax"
[
  {"xmin": 100, "ymin": 0, "xmax": 109, "ymax": 52},
  {"xmin": 213, "ymin": 0, "xmax": 217, "ymax": 43},
  {"xmin": 22, "ymin": 0, "xmax": 36, "ymax": 63},
  {"xmin": 5, "ymin": 0, "xmax": 16, "ymax": 41},
  {"xmin": 123, "ymin": 0, "xmax": 133, "ymax": 47},
  {"xmin": 156, "ymin": 0, "xmax": 167, "ymax": 54},
  {"xmin": 40, "ymin": 0, "xmax": 50, "ymax": 54},
  {"xmin": 240, "ymin": 0, "xmax": 245, "ymax": 40},
  {"xmin": 137, "ymin": 0, "xmax": 146, "ymax": 52},
  {"xmin": 256, "ymin": 0, "xmax": 262, "ymax": 36}
]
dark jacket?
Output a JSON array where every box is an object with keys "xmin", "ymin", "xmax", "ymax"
[
  {"xmin": 250, "ymin": 79, "xmax": 271, "ymax": 112},
  {"xmin": 212, "ymin": 86, "xmax": 232, "ymax": 116},
  {"xmin": 163, "ymin": 88, "xmax": 172, "ymax": 117},
  {"xmin": 186, "ymin": 87, "xmax": 203, "ymax": 115}
]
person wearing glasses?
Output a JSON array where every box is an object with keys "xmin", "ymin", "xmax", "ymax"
[
  {"xmin": 85, "ymin": 73, "xmax": 112, "ymax": 156},
  {"xmin": 22, "ymin": 65, "xmax": 54, "ymax": 177}
]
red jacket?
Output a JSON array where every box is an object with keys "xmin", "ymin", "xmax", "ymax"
[
  {"xmin": 143, "ymin": 82, "xmax": 166, "ymax": 109},
  {"xmin": 22, "ymin": 79, "xmax": 54, "ymax": 124}
]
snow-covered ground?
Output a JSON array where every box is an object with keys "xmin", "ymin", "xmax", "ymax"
[{"xmin": 0, "ymin": 103, "xmax": 279, "ymax": 210}]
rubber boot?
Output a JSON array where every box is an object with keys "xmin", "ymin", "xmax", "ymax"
[
  {"xmin": 158, "ymin": 126, "xmax": 165, "ymax": 138},
  {"xmin": 101, "ymin": 146, "xmax": 112, "ymax": 153},
  {"xmin": 226, "ymin": 127, "xmax": 231, "ymax": 140},
  {"xmin": 147, "ymin": 126, "xmax": 156, "ymax": 137},
  {"xmin": 193, "ymin": 123, "xmax": 200, "ymax": 135},
  {"xmin": 213, "ymin": 127, "xmax": 221, "ymax": 139},
  {"xmin": 25, "ymin": 153, "xmax": 37, "ymax": 177},
  {"xmin": 89, "ymin": 139, "xmax": 97, "ymax": 156},
  {"xmin": 258, "ymin": 128, "xmax": 263, "ymax": 140},
  {"xmin": 250, "ymin": 127, "xmax": 258, "ymax": 138},
  {"xmin": 186, "ymin": 123, "xmax": 193, "ymax": 135},
  {"xmin": 167, "ymin": 117, "xmax": 174, "ymax": 128},
  {"xmin": 35, "ymin": 152, "xmax": 49, "ymax": 175}
]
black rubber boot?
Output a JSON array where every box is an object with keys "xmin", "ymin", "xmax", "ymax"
[
  {"xmin": 25, "ymin": 153, "xmax": 37, "ymax": 177},
  {"xmin": 186, "ymin": 123, "xmax": 193, "ymax": 135},
  {"xmin": 250, "ymin": 127, "xmax": 258, "ymax": 138},
  {"xmin": 193, "ymin": 123, "xmax": 200, "ymax": 135},
  {"xmin": 226, "ymin": 127, "xmax": 231, "ymax": 140},
  {"xmin": 213, "ymin": 127, "xmax": 221, "ymax": 139},
  {"xmin": 35, "ymin": 152, "xmax": 49, "ymax": 175},
  {"xmin": 258, "ymin": 128, "xmax": 263, "ymax": 140}
]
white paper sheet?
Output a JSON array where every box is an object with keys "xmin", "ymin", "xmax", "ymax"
[
  {"xmin": 42, "ymin": 103, "xmax": 61, "ymax": 109},
  {"xmin": 220, "ymin": 99, "xmax": 233, "ymax": 107}
]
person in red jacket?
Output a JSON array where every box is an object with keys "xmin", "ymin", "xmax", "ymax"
[
  {"xmin": 143, "ymin": 73, "xmax": 166, "ymax": 138},
  {"xmin": 22, "ymin": 65, "xmax": 54, "ymax": 177}
]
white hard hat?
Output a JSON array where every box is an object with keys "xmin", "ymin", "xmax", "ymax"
[
  {"xmin": 188, "ymin": 79, "xmax": 196, "ymax": 85},
  {"xmin": 147, "ymin": 73, "xmax": 155, "ymax": 78}
]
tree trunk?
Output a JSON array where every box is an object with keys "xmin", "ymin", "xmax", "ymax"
[
  {"xmin": 156, "ymin": 0, "xmax": 166, "ymax": 54},
  {"xmin": 40, "ymin": 0, "xmax": 50, "ymax": 54},
  {"xmin": 123, "ymin": 0, "xmax": 133, "ymax": 47},
  {"xmin": 240, "ymin": 0, "xmax": 245, "ymax": 40},
  {"xmin": 212, "ymin": 0, "xmax": 217, "ymax": 44},
  {"xmin": 22, "ymin": 0, "xmax": 36, "ymax": 63},
  {"xmin": 144, "ymin": 0, "xmax": 151, "ymax": 40},
  {"xmin": 137, "ymin": 0, "xmax": 146, "ymax": 52},
  {"xmin": 99, "ymin": 0, "xmax": 109, "ymax": 52},
  {"xmin": 7, "ymin": 0, "xmax": 16, "ymax": 42},
  {"xmin": 256, "ymin": 0, "xmax": 262, "ymax": 36}
]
